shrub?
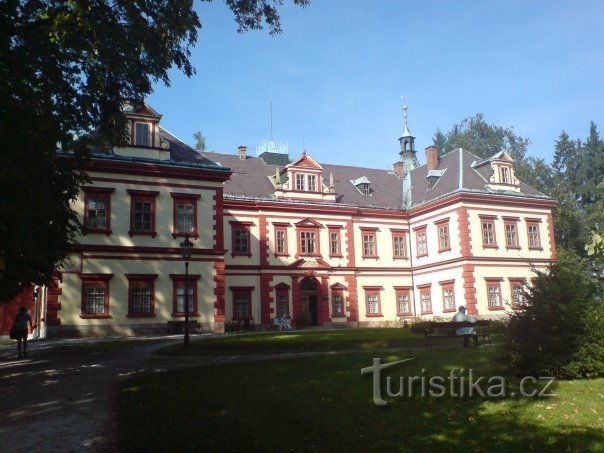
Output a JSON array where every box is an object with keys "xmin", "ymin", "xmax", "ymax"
[{"xmin": 504, "ymin": 251, "xmax": 604, "ymax": 379}]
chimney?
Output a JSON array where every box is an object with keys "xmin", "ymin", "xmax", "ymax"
[
  {"xmin": 425, "ymin": 146, "xmax": 439, "ymax": 171},
  {"xmin": 393, "ymin": 161, "xmax": 405, "ymax": 178},
  {"xmin": 237, "ymin": 145, "xmax": 247, "ymax": 160}
]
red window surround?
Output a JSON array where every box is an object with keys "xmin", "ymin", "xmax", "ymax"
[
  {"xmin": 509, "ymin": 278, "xmax": 526, "ymax": 308},
  {"xmin": 417, "ymin": 283, "xmax": 432, "ymax": 315},
  {"xmin": 363, "ymin": 286, "xmax": 383, "ymax": 317},
  {"xmin": 440, "ymin": 279, "xmax": 456, "ymax": 313},
  {"xmin": 295, "ymin": 219, "xmax": 323, "ymax": 258},
  {"xmin": 525, "ymin": 218, "xmax": 543, "ymax": 250},
  {"xmin": 127, "ymin": 189, "xmax": 159, "ymax": 237},
  {"xmin": 391, "ymin": 229, "xmax": 408, "ymax": 260},
  {"xmin": 170, "ymin": 193, "xmax": 200, "ymax": 239},
  {"xmin": 230, "ymin": 221, "xmax": 254, "ymax": 257},
  {"xmin": 485, "ymin": 277, "xmax": 504, "ymax": 311},
  {"xmin": 360, "ymin": 227, "xmax": 379, "ymax": 259},
  {"xmin": 503, "ymin": 217, "xmax": 521, "ymax": 249},
  {"xmin": 82, "ymin": 187, "xmax": 115, "ymax": 236},
  {"xmin": 331, "ymin": 283, "xmax": 347, "ymax": 318},
  {"xmin": 414, "ymin": 225, "xmax": 428, "ymax": 258},
  {"xmin": 273, "ymin": 222, "xmax": 290, "ymax": 257},
  {"xmin": 394, "ymin": 286, "xmax": 412, "ymax": 316},
  {"xmin": 80, "ymin": 273, "xmax": 113, "ymax": 319},
  {"xmin": 230, "ymin": 286, "xmax": 254, "ymax": 320},
  {"xmin": 479, "ymin": 215, "xmax": 498, "ymax": 249},
  {"xmin": 126, "ymin": 274, "xmax": 158, "ymax": 317},
  {"xmin": 327, "ymin": 225, "xmax": 344, "ymax": 258},
  {"xmin": 169, "ymin": 274, "xmax": 201, "ymax": 317},
  {"xmin": 274, "ymin": 283, "xmax": 290, "ymax": 317},
  {"xmin": 435, "ymin": 218, "xmax": 451, "ymax": 253}
]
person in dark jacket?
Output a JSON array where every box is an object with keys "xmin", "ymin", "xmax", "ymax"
[{"xmin": 13, "ymin": 306, "xmax": 33, "ymax": 359}]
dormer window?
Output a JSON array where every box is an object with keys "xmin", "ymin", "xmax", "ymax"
[
  {"xmin": 134, "ymin": 122, "xmax": 151, "ymax": 147},
  {"xmin": 294, "ymin": 173, "xmax": 319, "ymax": 192},
  {"xmin": 500, "ymin": 166, "xmax": 511, "ymax": 184},
  {"xmin": 351, "ymin": 176, "xmax": 371, "ymax": 196},
  {"xmin": 307, "ymin": 174, "xmax": 317, "ymax": 191}
]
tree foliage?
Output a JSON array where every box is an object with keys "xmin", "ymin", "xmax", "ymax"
[
  {"xmin": 0, "ymin": 0, "xmax": 308, "ymax": 302},
  {"xmin": 193, "ymin": 131, "xmax": 207, "ymax": 152},
  {"xmin": 504, "ymin": 251, "xmax": 604, "ymax": 379}
]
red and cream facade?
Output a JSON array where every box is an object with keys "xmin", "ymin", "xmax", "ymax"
[{"xmin": 41, "ymin": 106, "xmax": 556, "ymax": 336}]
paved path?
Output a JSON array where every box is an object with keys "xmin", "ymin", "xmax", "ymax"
[{"xmin": 0, "ymin": 336, "xmax": 203, "ymax": 452}]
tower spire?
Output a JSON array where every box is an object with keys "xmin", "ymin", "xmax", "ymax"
[{"xmin": 394, "ymin": 96, "xmax": 419, "ymax": 175}]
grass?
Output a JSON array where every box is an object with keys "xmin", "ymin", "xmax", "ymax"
[{"xmin": 118, "ymin": 329, "xmax": 603, "ymax": 452}]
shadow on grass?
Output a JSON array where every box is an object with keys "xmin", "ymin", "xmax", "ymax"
[{"xmin": 118, "ymin": 346, "xmax": 603, "ymax": 452}]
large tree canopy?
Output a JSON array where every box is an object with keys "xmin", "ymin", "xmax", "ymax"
[{"xmin": 0, "ymin": 0, "xmax": 308, "ymax": 302}]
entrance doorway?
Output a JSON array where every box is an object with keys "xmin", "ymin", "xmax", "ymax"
[{"xmin": 299, "ymin": 277, "xmax": 320, "ymax": 326}]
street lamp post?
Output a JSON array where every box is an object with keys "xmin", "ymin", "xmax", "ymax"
[{"xmin": 180, "ymin": 236, "xmax": 194, "ymax": 347}]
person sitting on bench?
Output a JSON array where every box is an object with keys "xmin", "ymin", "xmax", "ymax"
[
  {"xmin": 275, "ymin": 314, "xmax": 291, "ymax": 330},
  {"xmin": 452, "ymin": 306, "xmax": 478, "ymax": 348}
]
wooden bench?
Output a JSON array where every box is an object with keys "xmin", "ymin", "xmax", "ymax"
[
  {"xmin": 424, "ymin": 320, "xmax": 490, "ymax": 348},
  {"xmin": 167, "ymin": 320, "xmax": 200, "ymax": 334}
]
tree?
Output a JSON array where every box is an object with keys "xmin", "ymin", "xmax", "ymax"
[
  {"xmin": 193, "ymin": 131, "xmax": 207, "ymax": 152},
  {"xmin": 0, "ymin": 0, "xmax": 309, "ymax": 302},
  {"xmin": 434, "ymin": 113, "xmax": 530, "ymax": 163}
]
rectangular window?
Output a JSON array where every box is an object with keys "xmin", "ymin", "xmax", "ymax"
[
  {"xmin": 362, "ymin": 231, "xmax": 377, "ymax": 258},
  {"xmin": 500, "ymin": 166, "xmax": 511, "ymax": 184},
  {"xmin": 171, "ymin": 193, "xmax": 200, "ymax": 238},
  {"xmin": 80, "ymin": 274, "xmax": 112, "ymax": 318},
  {"xmin": 481, "ymin": 219, "xmax": 497, "ymax": 247},
  {"xmin": 275, "ymin": 227, "xmax": 288, "ymax": 255},
  {"xmin": 510, "ymin": 280, "xmax": 525, "ymax": 308},
  {"xmin": 415, "ymin": 229, "xmax": 428, "ymax": 257},
  {"xmin": 83, "ymin": 187, "xmax": 114, "ymax": 235},
  {"xmin": 527, "ymin": 223, "xmax": 541, "ymax": 249},
  {"xmin": 332, "ymin": 292, "xmax": 345, "ymax": 317},
  {"xmin": 329, "ymin": 230, "xmax": 341, "ymax": 256},
  {"xmin": 231, "ymin": 222, "xmax": 252, "ymax": 257},
  {"xmin": 126, "ymin": 275, "xmax": 157, "ymax": 317},
  {"xmin": 438, "ymin": 224, "xmax": 450, "ymax": 251},
  {"xmin": 231, "ymin": 287, "xmax": 253, "ymax": 320},
  {"xmin": 395, "ymin": 288, "xmax": 412, "ymax": 316},
  {"xmin": 419, "ymin": 287, "xmax": 432, "ymax": 314},
  {"xmin": 366, "ymin": 292, "xmax": 381, "ymax": 316},
  {"xmin": 128, "ymin": 190, "xmax": 159, "ymax": 237},
  {"xmin": 486, "ymin": 281, "xmax": 503, "ymax": 309},
  {"xmin": 276, "ymin": 294, "xmax": 289, "ymax": 317},
  {"xmin": 299, "ymin": 231, "xmax": 317, "ymax": 255},
  {"xmin": 296, "ymin": 174, "xmax": 305, "ymax": 191},
  {"xmin": 307, "ymin": 174, "xmax": 317, "ymax": 192},
  {"xmin": 171, "ymin": 275, "xmax": 200, "ymax": 316},
  {"xmin": 505, "ymin": 222, "xmax": 519, "ymax": 248},
  {"xmin": 392, "ymin": 232, "xmax": 408, "ymax": 259},
  {"xmin": 441, "ymin": 281, "xmax": 455, "ymax": 312},
  {"xmin": 134, "ymin": 122, "xmax": 151, "ymax": 146}
]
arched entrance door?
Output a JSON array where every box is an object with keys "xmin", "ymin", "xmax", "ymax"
[{"xmin": 299, "ymin": 276, "xmax": 320, "ymax": 326}]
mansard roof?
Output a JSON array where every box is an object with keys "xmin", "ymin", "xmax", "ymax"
[{"xmin": 407, "ymin": 148, "xmax": 549, "ymax": 208}]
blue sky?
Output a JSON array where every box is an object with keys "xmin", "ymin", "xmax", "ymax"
[{"xmin": 149, "ymin": 0, "xmax": 603, "ymax": 170}]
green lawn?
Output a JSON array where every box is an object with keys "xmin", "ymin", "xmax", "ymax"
[{"xmin": 118, "ymin": 330, "xmax": 603, "ymax": 452}]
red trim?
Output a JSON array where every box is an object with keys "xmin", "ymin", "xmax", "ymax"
[
  {"xmin": 344, "ymin": 275, "xmax": 358, "ymax": 322},
  {"xmin": 415, "ymin": 227, "xmax": 428, "ymax": 258},
  {"xmin": 213, "ymin": 187, "xmax": 224, "ymax": 252},
  {"xmin": 391, "ymin": 231, "xmax": 408, "ymax": 259},
  {"xmin": 125, "ymin": 274, "xmax": 158, "ymax": 317},
  {"xmin": 170, "ymin": 193, "xmax": 200, "ymax": 239},
  {"xmin": 231, "ymin": 223, "xmax": 252, "ymax": 257},
  {"xmin": 418, "ymin": 285, "xmax": 432, "ymax": 315},
  {"xmin": 80, "ymin": 273, "xmax": 113, "ymax": 319},
  {"xmin": 546, "ymin": 213, "xmax": 557, "ymax": 260},
  {"xmin": 346, "ymin": 220, "xmax": 356, "ymax": 268},
  {"xmin": 260, "ymin": 274, "xmax": 272, "ymax": 324},
  {"xmin": 363, "ymin": 287, "xmax": 383, "ymax": 317},
  {"xmin": 274, "ymin": 225, "xmax": 289, "ymax": 256},
  {"xmin": 480, "ymin": 218, "xmax": 498, "ymax": 249},
  {"xmin": 440, "ymin": 281, "xmax": 456, "ymax": 313},
  {"xmin": 169, "ymin": 274, "xmax": 201, "ymax": 316},
  {"xmin": 259, "ymin": 215, "xmax": 269, "ymax": 266},
  {"xmin": 394, "ymin": 287, "xmax": 413, "ymax": 316},
  {"xmin": 437, "ymin": 221, "xmax": 451, "ymax": 252},
  {"xmin": 462, "ymin": 264, "xmax": 477, "ymax": 315},
  {"xmin": 297, "ymin": 228, "xmax": 321, "ymax": 258},
  {"xmin": 328, "ymin": 227, "xmax": 342, "ymax": 257},
  {"xmin": 128, "ymin": 190, "xmax": 159, "ymax": 238},
  {"xmin": 213, "ymin": 260, "xmax": 226, "ymax": 323},
  {"xmin": 82, "ymin": 187, "xmax": 115, "ymax": 236},
  {"xmin": 230, "ymin": 287, "xmax": 253, "ymax": 320},
  {"xmin": 526, "ymin": 221, "xmax": 543, "ymax": 250},
  {"xmin": 361, "ymin": 230, "xmax": 378, "ymax": 259},
  {"xmin": 275, "ymin": 283, "xmax": 290, "ymax": 317},
  {"xmin": 457, "ymin": 207, "xmax": 472, "ymax": 257}
]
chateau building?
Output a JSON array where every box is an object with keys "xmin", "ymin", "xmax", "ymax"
[{"xmin": 22, "ymin": 104, "xmax": 556, "ymax": 337}]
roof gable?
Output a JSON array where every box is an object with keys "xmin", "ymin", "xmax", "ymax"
[{"xmin": 288, "ymin": 151, "xmax": 323, "ymax": 170}]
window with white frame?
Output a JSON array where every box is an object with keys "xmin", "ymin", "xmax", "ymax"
[{"xmin": 134, "ymin": 122, "xmax": 151, "ymax": 146}]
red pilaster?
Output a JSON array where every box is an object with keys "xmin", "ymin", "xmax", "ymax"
[
  {"xmin": 345, "ymin": 275, "xmax": 358, "ymax": 322},
  {"xmin": 260, "ymin": 273, "xmax": 273, "ymax": 325},
  {"xmin": 320, "ymin": 275, "xmax": 330, "ymax": 324},
  {"xmin": 45, "ymin": 273, "xmax": 63, "ymax": 326},
  {"xmin": 346, "ymin": 219, "xmax": 356, "ymax": 267},
  {"xmin": 213, "ymin": 187, "xmax": 224, "ymax": 251},
  {"xmin": 457, "ymin": 207, "xmax": 472, "ymax": 257},
  {"xmin": 546, "ymin": 212, "xmax": 557, "ymax": 261},
  {"xmin": 462, "ymin": 264, "xmax": 478, "ymax": 315},
  {"xmin": 259, "ymin": 214, "xmax": 269, "ymax": 267},
  {"xmin": 291, "ymin": 276, "xmax": 301, "ymax": 322},
  {"xmin": 213, "ymin": 260, "xmax": 226, "ymax": 323}
]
